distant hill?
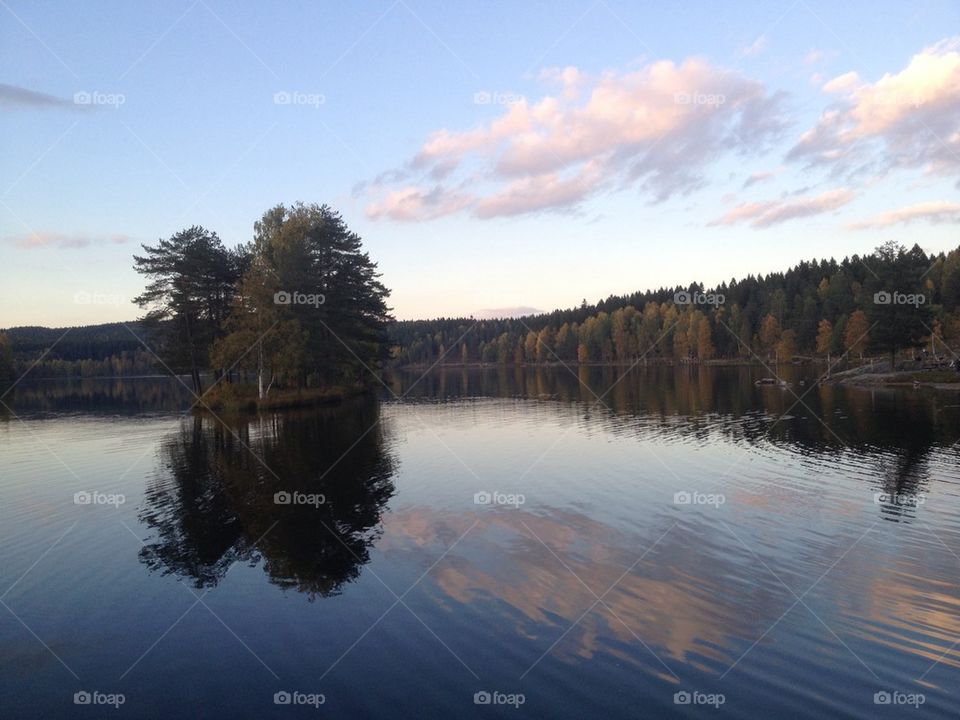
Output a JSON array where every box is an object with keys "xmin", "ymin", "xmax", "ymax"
[{"xmin": 2, "ymin": 322, "xmax": 159, "ymax": 378}]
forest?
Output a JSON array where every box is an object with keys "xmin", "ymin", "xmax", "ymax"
[
  {"xmin": 3, "ymin": 238, "xmax": 958, "ymax": 390},
  {"xmin": 390, "ymin": 241, "xmax": 960, "ymax": 369}
]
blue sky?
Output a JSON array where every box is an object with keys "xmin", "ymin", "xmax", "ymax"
[{"xmin": 2, "ymin": 0, "xmax": 959, "ymax": 326}]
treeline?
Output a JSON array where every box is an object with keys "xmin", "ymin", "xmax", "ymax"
[
  {"xmin": 132, "ymin": 203, "xmax": 391, "ymax": 400},
  {"xmin": 391, "ymin": 242, "xmax": 960, "ymax": 368},
  {"xmin": 0, "ymin": 323, "xmax": 157, "ymax": 379}
]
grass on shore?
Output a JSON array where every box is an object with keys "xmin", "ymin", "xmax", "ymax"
[{"xmin": 203, "ymin": 382, "xmax": 368, "ymax": 412}]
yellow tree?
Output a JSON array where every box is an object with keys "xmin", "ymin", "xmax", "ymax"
[
  {"xmin": 815, "ymin": 319, "xmax": 833, "ymax": 356},
  {"xmin": 759, "ymin": 314, "xmax": 782, "ymax": 360},
  {"xmin": 776, "ymin": 329, "xmax": 797, "ymax": 362},
  {"xmin": 696, "ymin": 317, "xmax": 715, "ymax": 361},
  {"xmin": 844, "ymin": 310, "xmax": 870, "ymax": 361}
]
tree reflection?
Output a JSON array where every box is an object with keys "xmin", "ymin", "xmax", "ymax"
[{"xmin": 139, "ymin": 398, "xmax": 396, "ymax": 597}]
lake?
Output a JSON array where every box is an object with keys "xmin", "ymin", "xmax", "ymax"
[{"xmin": 1, "ymin": 366, "xmax": 959, "ymax": 718}]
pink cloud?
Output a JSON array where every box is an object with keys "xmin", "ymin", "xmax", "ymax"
[
  {"xmin": 10, "ymin": 232, "xmax": 132, "ymax": 249},
  {"xmin": 790, "ymin": 37, "xmax": 960, "ymax": 177},
  {"xmin": 847, "ymin": 200, "xmax": 960, "ymax": 229},
  {"xmin": 366, "ymin": 57, "xmax": 787, "ymax": 221},
  {"xmin": 711, "ymin": 188, "xmax": 856, "ymax": 228}
]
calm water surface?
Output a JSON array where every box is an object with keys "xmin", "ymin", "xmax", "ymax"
[{"xmin": 1, "ymin": 367, "xmax": 959, "ymax": 718}]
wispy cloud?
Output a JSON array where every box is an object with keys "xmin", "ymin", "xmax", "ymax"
[
  {"xmin": 789, "ymin": 37, "xmax": 960, "ymax": 178},
  {"xmin": 10, "ymin": 232, "xmax": 132, "ymax": 250},
  {"xmin": 0, "ymin": 83, "xmax": 75, "ymax": 109},
  {"xmin": 366, "ymin": 58, "xmax": 788, "ymax": 221},
  {"xmin": 847, "ymin": 201, "xmax": 960, "ymax": 229},
  {"xmin": 711, "ymin": 188, "xmax": 856, "ymax": 228}
]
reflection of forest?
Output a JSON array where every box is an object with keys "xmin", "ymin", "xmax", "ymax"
[
  {"xmin": 4, "ymin": 377, "xmax": 194, "ymax": 415},
  {"xmin": 392, "ymin": 364, "xmax": 960, "ymax": 457},
  {"xmin": 138, "ymin": 398, "xmax": 396, "ymax": 597}
]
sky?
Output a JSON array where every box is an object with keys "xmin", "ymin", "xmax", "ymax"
[{"xmin": 2, "ymin": 0, "xmax": 959, "ymax": 327}]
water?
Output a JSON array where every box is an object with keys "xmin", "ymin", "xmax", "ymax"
[{"xmin": 1, "ymin": 368, "xmax": 959, "ymax": 718}]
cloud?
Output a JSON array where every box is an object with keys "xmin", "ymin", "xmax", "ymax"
[
  {"xmin": 10, "ymin": 232, "xmax": 132, "ymax": 249},
  {"xmin": 790, "ymin": 37, "xmax": 960, "ymax": 178},
  {"xmin": 366, "ymin": 58, "xmax": 788, "ymax": 221},
  {"xmin": 365, "ymin": 185, "xmax": 472, "ymax": 222},
  {"xmin": 711, "ymin": 188, "xmax": 856, "ymax": 228},
  {"xmin": 743, "ymin": 169, "xmax": 777, "ymax": 188},
  {"xmin": 847, "ymin": 201, "xmax": 960, "ymax": 229},
  {"xmin": 0, "ymin": 83, "xmax": 75, "ymax": 109},
  {"xmin": 474, "ymin": 306, "xmax": 543, "ymax": 319}
]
